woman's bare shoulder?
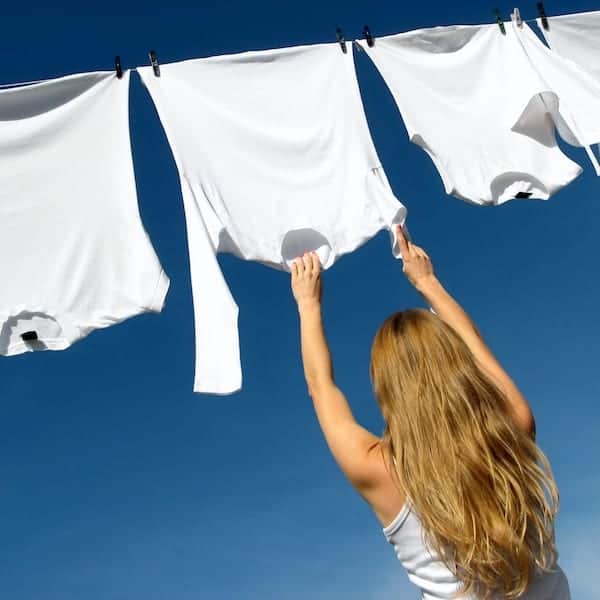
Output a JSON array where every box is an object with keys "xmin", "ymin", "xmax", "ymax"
[{"xmin": 364, "ymin": 441, "xmax": 408, "ymax": 528}]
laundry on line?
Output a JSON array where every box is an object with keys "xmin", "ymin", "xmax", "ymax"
[{"xmin": 1, "ymin": 8, "xmax": 598, "ymax": 394}]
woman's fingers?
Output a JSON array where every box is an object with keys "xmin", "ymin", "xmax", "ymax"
[
  {"xmin": 413, "ymin": 246, "xmax": 427, "ymax": 260},
  {"xmin": 302, "ymin": 253, "xmax": 312, "ymax": 275},
  {"xmin": 394, "ymin": 226, "xmax": 435, "ymax": 288},
  {"xmin": 291, "ymin": 251, "xmax": 323, "ymax": 307},
  {"xmin": 397, "ymin": 224, "xmax": 410, "ymax": 257},
  {"xmin": 292, "ymin": 251, "xmax": 321, "ymax": 278},
  {"xmin": 311, "ymin": 251, "xmax": 321, "ymax": 273},
  {"xmin": 406, "ymin": 241, "xmax": 428, "ymax": 261}
]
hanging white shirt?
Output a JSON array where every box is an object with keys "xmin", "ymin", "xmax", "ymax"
[
  {"xmin": 535, "ymin": 11, "xmax": 600, "ymax": 82},
  {"xmin": 535, "ymin": 10, "xmax": 600, "ymax": 162},
  {"xmin": 138, "ymin": 43, "xmax": 406, "ymax": 395},
  {"xmin": 512, "ymin": 19, "xmax": 600, "ymax": 172},
  {"xmin": 356, "ymin": 18, "xmax": 600, "ymax": 206},
  {"xmin": 0, "ymin": 71, "xmax": 169, "ymax": 356}
]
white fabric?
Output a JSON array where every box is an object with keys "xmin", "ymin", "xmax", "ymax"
[
  {"xmin": 536, "ymin": 11, "xmax": 600, "ymax": 159},
  {"xmin": 356, "ymin": 19, "xmax": 600, "ymax": 205},
  {"xmin": 512, "ymin": 19, "xmax": 600, "ymax": 174},
  {"xmin": 138, "ymin": 43, "xmax": 406, "ymax": 395},
  {"xmin": 536, "ymin": 11, "xmax": 600, "ymax": 82},
  {"xmin": 384, "ymin": 503, "xmax": 571, "ymax": 599},
  {"xmin": 0, "ymin": 71, "xmax": 169, "ymax": 356}
]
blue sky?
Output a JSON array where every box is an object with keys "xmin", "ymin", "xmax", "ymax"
[{"xmin": 1, "ymin": 1, "xmax": 599, "ymax": 598}]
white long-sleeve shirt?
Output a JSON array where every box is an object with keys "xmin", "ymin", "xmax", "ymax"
[
  {"xmin": 356, "ymin": 18, "xmax": 600, "ymax": 206},
  {"xmin": 138, "ymin": 43, "xmax": 406, "ymax": 395},
  {"xmin": 0, "ymin": 71, "xmax": 169, "ymax": 356},
  {"xmin": 536, "ymin": 11, "xmax": 600, "ymax": 83}
]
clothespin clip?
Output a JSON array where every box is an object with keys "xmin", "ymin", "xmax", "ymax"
[
  {"xmin": 511, "ymin": 8, "xmax": 523, "ymax": 27},
  {"xmin": 21, "ymin": 331, "xmax": 38, "ymax": 342},
  {"xmin": 115, "ymin": 55, "xmax": 123, "ymax": 79},
  {"xmin": 537, "ymin": 2, "xmax": 549, "ymax": 30},
  {"xmin": 149, "ymin": 50, "xmax": 160, "ymax": 77},
  {"xmin": 494, "ymin": 9, "xmax": 506, "ymax": 35},
  {"xmin": 336, "ymin": 28, "xmax": 347, "ymax": 54},
  {"xmin": 364, "ymin": 25, "xmax": 375, "ymax": 47}
]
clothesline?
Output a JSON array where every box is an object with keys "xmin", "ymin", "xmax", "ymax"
[
  {"xmin": 0, "ymin": 3, "xmax": 562, "ymax": 86},
  {"xmin": 1, "ymin": 8, "xmax": 599, "ymax": 395}
]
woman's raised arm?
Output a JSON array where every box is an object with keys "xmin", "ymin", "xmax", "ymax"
[
  {"xmin": 397, "ymin": 226, "xmax": 535, "ymax": 437},
  {"xmin": 291, "ymin": 253, "xmax": 386, "ymax": 494}
]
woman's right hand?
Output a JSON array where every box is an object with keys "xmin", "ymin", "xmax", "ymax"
[{"xmin": 397, "ymin": 225, "xmax": 435, "ymax": 290}]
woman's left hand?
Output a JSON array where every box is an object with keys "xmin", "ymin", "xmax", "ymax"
[{"xmin": 291, "ymin": 251, "xmax": 322, "ymax": 310}]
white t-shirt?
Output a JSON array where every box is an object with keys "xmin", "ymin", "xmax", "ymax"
[
  {"xmin": 0, "ymin": 71, "xmax": 169, "ymax": 356},
  {"xmin": 138, "ymin": 43, "xmax": 406, "ymax": 395},
  {"xmin": 356, "ymin": 18, "xmax": 600, "ymax": 205}
]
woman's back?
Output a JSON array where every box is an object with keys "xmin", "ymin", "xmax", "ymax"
[
  {"xmin": 384, "ymin": 503, "xmax": 571, "ymax": 600},
  {"xmin": 290, "ymin": 228, "xmax": 570, "ymax": 600}
]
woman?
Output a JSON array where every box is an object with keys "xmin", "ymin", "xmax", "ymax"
[{"xmin": 290, "ymin": 226, "xmax": 570, "ymax": 599}]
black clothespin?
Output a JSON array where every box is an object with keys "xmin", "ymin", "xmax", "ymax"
[
  {"xmin": 149, "ymin": 50, "xmax": 161, "ymax": 77},
  {"xmin": 115, "ymin": 55, "xmax": 123, "ymax": 79},
  {"xmin": 336, "ymin": 28, "xmax": 347, "ymax": 54},
  {"xmin": 364, "ymin": 25, "xmax": 375, "ymax": 47},
  {"xmin": 21, "ymin": 331, "xmax": 38, "ymax": 342},
  {"xmin": 537, "ymin": 2, "xmax": 549, "ymax": 30},
  {"xmin": 494, "ymin": 8, "xmax": 506, "ymax": 35}
]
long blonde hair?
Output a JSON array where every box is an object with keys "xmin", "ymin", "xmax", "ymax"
[{"xmin": 370, "ymin": 309, "xmax": 559, "ymax": 599}]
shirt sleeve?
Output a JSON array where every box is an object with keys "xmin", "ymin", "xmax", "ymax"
[{"xmin": 180, "ymin": 181, "xmax": 242, "ymax": 395}]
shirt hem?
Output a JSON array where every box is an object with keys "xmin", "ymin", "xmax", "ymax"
[
  {"xmin": 146, "ymin": 269, "xmax": 170, "ymax": 313},
  {"xmin": 3, "ymin": 337, "xmax": 72, "ymax": 356}
]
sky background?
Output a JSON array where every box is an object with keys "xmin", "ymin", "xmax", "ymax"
[{"xmin": 1, "ymin": 1, "xmax": 599, "ymax": 598}]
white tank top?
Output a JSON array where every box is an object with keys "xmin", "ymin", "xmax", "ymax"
[{"xmin": 384, "ymin": 503, "xmax": 571, "ymax": 599}]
